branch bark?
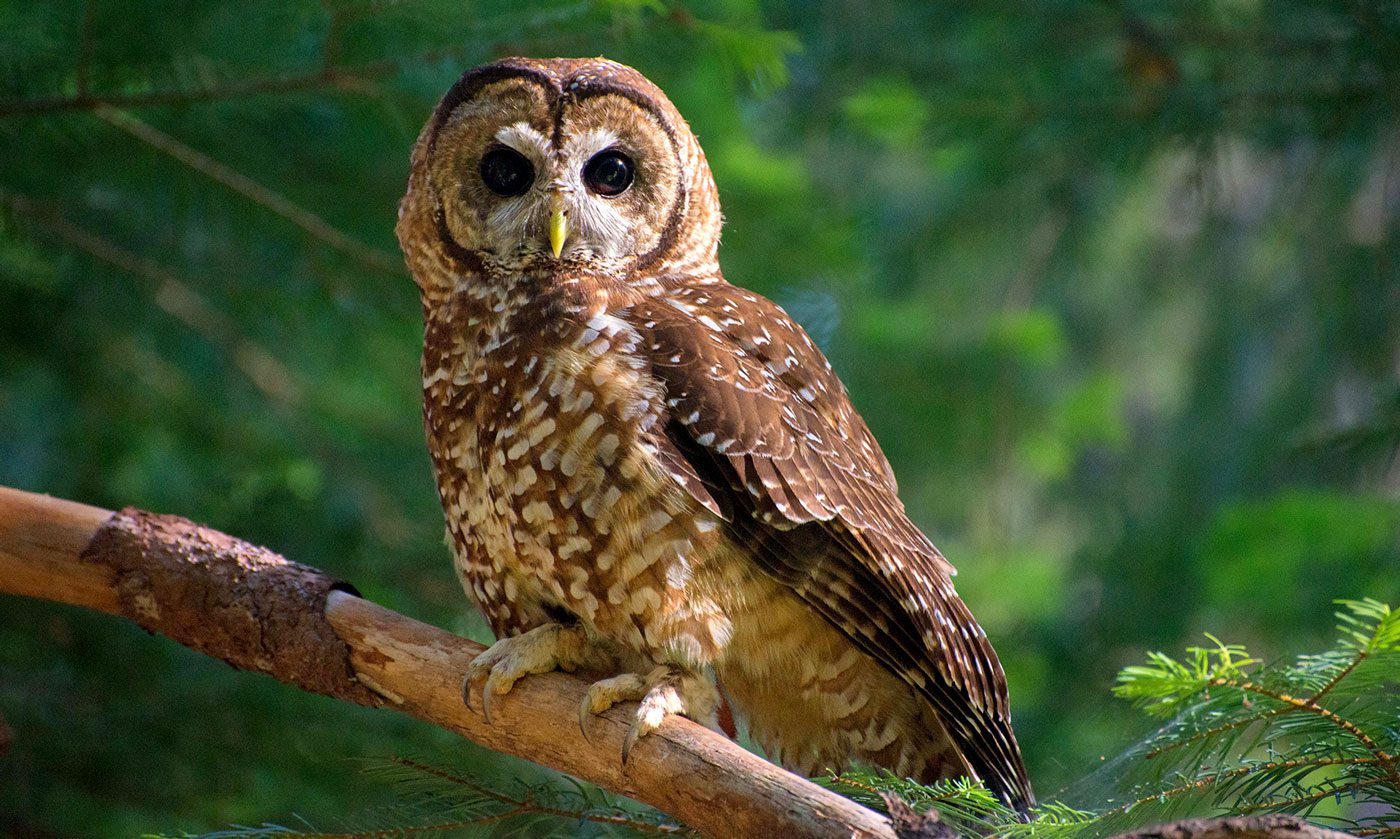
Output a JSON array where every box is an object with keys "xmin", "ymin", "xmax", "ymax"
[
  {"xmin": 0, "ymin": 485, "xmax": 1359, "ymax": 839},
  {"xmin": 1108, "ymin": 815, "xmax": 1354, "ymax": 839}
]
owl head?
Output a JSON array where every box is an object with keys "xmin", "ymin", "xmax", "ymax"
[{"xmin": 398, "ymin": 57, "xmax": 722, "ymax": 292}]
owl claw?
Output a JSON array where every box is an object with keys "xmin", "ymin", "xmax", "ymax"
[
  {"xmin": 484, "ymin": 673, "xmax": 511, "ymax": 724},
  {"xmin": 579, "ymin": 671, "xmax": 646, "ymax": 744},
  {"xmin": 461, "ymin": 622, "xmax": 600, "ymax": 723},
  {"xmin": 579, "ymin": 666, "xmax": 719, "ymax": 765},
  {"xmin": 461, "ymin": 672, "xmax": 476, "ymax": 711},
  {"xmin": 577, "ymin": 686, "xmax": 614, "ymax": 743},
  {"xmin": 622, "ymin": 724, "xmax": 642, "ymax": 765}
]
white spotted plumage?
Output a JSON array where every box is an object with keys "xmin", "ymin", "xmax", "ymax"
[{"xmin": 398, "ymin": 56, "xmax": 1033, "ymax": 811}]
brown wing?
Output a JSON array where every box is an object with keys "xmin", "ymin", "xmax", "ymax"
[{"xmin": 629, "ymin": 281, "xmax": 1034, "ymax": 811}]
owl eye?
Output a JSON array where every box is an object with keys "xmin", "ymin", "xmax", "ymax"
[
  {"xmin": 582, "ymin": 149, "xmax": 635, "ymax": 197},
  {"xmin": 479, "ymin": 147, "xmax": 534, "ymax": 197}
]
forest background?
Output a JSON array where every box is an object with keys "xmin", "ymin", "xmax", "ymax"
[{"xmin": 1, "ymin": 1, "xmax": 1397, "ymax": 834}]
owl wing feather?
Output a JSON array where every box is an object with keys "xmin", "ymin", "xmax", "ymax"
[{"xmin": 629, "ymin": 281, "xmax": 1033, "ymax": 811}]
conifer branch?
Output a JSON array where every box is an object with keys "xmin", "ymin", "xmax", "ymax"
[
  {"xmin": 231, "ymin": 813, "xmax": 529, "ymax": 839},
  {"xmin": 1103, "ymin": 757, "xmax": 1385, "ymax": 818},
  {"xmin": 381, "ymin": 757, "xmax": 691, "ymax": 835},
  {"xmin": 1308, "ymin": 647, "xmax": 1366, "ymax": 704},
  {"xmin": 1143, "ymin": 708, "xmax": 1286, "ymax": 760},
  {"xmin": 826, "ymin": 603, "xmax": 1398, "ymax": 838},
  {"xmin": 1208, "ymin": 677, "xmax": 1399, "ymax": 786},
  {"xmin": 0, "ymin": 190, "xmax": 306, "ymax": 407},
  {"xmin": 90, "ymin": 105, "xmax": 403, "ymax": 276},
  {"xmin": 0, "ymin": 66, "xmax": 373, "ymax": 117},
  {"xmin": 1229, "ymin": 776, "xmax": 1389, "ymax": 815}
]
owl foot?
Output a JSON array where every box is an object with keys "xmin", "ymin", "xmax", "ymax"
[
  {"xmin": 463, "ymin": 622, "xmax": 609, "ymax": 724},
  {"xmin": 578, "ymin": 665, "xmax": 720, "ymax": 763}
]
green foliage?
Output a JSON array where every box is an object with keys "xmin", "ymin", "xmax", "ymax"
[
  {"xmin": 843, "ymin": 77, "xmax": 930, "ymax": 149},
  {"xmin": 1202, "ymin": 493, "xmax": 1400, "ymax": 626},
  {"xmin": 1, "ymin": 0, "xmax": 1398, "ymax": 834},
  {"xmin": 150, "ymin": 756, "xmax": 692, "ymax": 839},
  {"xmin": 826, "ymin": 600, "xmax": 1400, "ymax": 837},
  {"xmin": 1100, "ymin": 599, "xmax": 1400, "ymax": 832},
  {"xmin": 821, "ymin": 770, "xmax": 1098, "ymax": 838},
  {"xmin": 1112, "ymin": 636, "xmax": 1260, "ymax": 719}
]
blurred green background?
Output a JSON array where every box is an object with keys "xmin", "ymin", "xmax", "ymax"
[{"xmin": 2, "ymin": 0, "xmax": 1397, "ymax": 834}]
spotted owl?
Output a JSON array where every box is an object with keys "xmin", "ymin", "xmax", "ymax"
[{"xmin": 396, "ymin": 57, "xmax": 1034, "ymax": 811}]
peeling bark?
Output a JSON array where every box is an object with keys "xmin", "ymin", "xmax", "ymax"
[{"xmin": 81, "ymin": 507, "xmax": 380, "ymax": 705}]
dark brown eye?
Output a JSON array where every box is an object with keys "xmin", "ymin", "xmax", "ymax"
[
  {"xmin": 479, "ymin": 147, "xmax": 534, "ymax": 197},
  {"xmin": 582, "ymin": 149, "xmax": 635, "ymax": 197}
]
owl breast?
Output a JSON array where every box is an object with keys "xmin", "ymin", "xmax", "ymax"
[{"xmin": 422, "ymin": 275, "xmax": 738, "ymax": 668}]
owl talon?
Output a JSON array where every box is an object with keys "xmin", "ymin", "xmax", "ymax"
[
  {"xmin": 579, "ymin": 666, "xmax": 718, "ymax": 764},
  {"xmin": 576, "ymin": 691, "xmax": 604, "ymax": 745},
  {"xmin": 461, "ymin": 622, "xmax": 601, "ymax": 723},
  {"xmin": 579, "ymin": 672, "xmax": 646, "ymax": 742},
  {"xmin": 481, "ymin": 674, "xmax": 502, "ymax": 725},
  {"xmin": 461, "ymin": 671, "xmax": 480, "ymax": 712}
]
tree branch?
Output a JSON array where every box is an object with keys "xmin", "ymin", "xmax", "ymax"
[
  {"xmin": 1109, "ymin": 815, "xmax": 1355, "ymax": 839},
  {"xmin": 91, "ymin": 104, "xmax": 404, "ymax": 276},
  {"xmin": 0, "ymin": 66, "xmax": 373, "ymax": 117},
  {"xmin": 0, "ymin": 485, "xmax": 1358, "ymax": 839},
  {"xmin": 0, "ymin": 485, "xmax": 895, "ymax": 839},
  {"xmin": 0, "ymin": 189, "xmax": 306, "ymax": 408}
]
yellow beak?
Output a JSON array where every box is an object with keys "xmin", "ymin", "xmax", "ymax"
[{"xmin": 549, "ymin": 201, "xmax": 569, "ymax": 259}]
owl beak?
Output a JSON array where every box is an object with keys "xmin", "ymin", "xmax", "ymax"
[{"xmin": 549, "ymin": 198, "xmax": 569, "ymax": 259}]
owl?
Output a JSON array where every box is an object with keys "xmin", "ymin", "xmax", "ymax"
[{"xmin": 396, "ymin": 57, "xmax": 1034, "ymax": 812}]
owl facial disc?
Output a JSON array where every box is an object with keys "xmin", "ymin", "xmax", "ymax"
[{"xmin": 416, "ymin": 59, "xmax": 716, "ymax": 273}]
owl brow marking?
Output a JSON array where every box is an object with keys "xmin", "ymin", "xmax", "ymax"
[
  {"xmin": 495, "ymin": 123, "xmax": 550, "ymax": 160},
  {"xmin": 428, "ymin": 66, "xmax": 558, "ymax": 153},
  {"xmin": 565, "ymin": 127, "xmax": 622, "ymax": 163}
]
